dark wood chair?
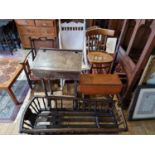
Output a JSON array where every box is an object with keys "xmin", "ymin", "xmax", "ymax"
[
  {"xmin": 86, "ymin": 28, "xmax": 115, "ymax": 51},
  {"xmin": 111, "ymin": 19, "xmax": 155, "ymax": 108},
  {"xmin": 86, "ymin": 28, "xmax": 115, "ymax": 73}
]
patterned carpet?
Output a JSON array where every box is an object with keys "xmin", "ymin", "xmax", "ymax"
[{"xmin": 0, "ymin": 80, "xmax": 29, "ymax": 122}]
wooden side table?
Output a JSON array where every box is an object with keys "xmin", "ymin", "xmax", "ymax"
[
  {"xmin": 88, "ymin": 51, "xmax": 113, "ymax": 73},
  {"xmin": 0, "ymin": 58, "xmax": 23, "ymax": 105}
]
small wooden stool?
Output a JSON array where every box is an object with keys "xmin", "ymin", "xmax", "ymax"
[{"xmin": 79, "ymin": 74, "xmax": 122, "ymax": 95}]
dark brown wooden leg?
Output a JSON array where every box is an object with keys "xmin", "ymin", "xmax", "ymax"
[
  {"xmin": 41, "ymin": 79, "xmax": 51, "ymax": 106},
  {"xmin": 48, "ymin": 80, "xmax": 53, "ymax": 95},
  {"xmin": 23, "ymin": 67, "xmax": 33, "ymax": 89},
  {"xmin": 41, "ymin": 79, "xmax": 48, "ymax": 97},
  {"xmin": 22, "ymin": 60, "xmax": 33, "ymax": 89},
  {"xmin": 7, "ymin": 87, "xmax": 20, "ymax": 105},
  {"xmin": 73, "ymin": 80, "xmax": 78, "ymax": 109},
  {"xmin": 74, "ymin": 80, "xmax": 78, "ymax": 97}
]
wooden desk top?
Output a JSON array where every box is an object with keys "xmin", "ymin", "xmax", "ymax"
[
  {"xmin": 0, "ymin": 58, "xmax": 23, "ymax": 89},
  {"xmin": 31, "ymin": 49, "xmax": 82, "ymax": 80},
  {"xmin": 88, "ymin": 51, "xmax": 113, "ymax": 64}
]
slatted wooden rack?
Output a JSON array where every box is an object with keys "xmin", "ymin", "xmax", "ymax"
[{"xmin": 20, "ymin": 95, "xmax": 127, "ymax": 134}]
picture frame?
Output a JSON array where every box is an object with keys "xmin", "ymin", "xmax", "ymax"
[
  {"xmin": 139, "ymin": 55, "xmax": 155, "ymax": 85},
  {"xmin": 128, "ymin": 85, "xmax": 155, "ymax": 120}
]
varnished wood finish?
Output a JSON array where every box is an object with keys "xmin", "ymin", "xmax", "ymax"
[
  {"xmin": 80, "ymin": 74, "xmax": 122, "ymax": 95},
  {"xmin": 15, "ymin": 19, "xmax": 35, "ymax": 26},
  {"xmin": 87, "ymin": 28, "xmax": 114, "ymax": 36},
  {"xmin": 35, "ymin": 20, "xmax": 55, "ymax": 27},
  {"xmin": 88, "ymin": 51, "xmax": 114, "ymax": 73},
  {"xmin": 88, "ymin": 51, "xmax": 113, "ymax": 64},
  {"xmin": 86, "ymin": 28, "xmax": 115, "ymax": 52},
  {"xmin": 0, "ymin": 58, "xmax": 23, "ymax": 89},
  {"xmin": 15, "ymin": 19, "xmax": 57, "ymax": 48}
]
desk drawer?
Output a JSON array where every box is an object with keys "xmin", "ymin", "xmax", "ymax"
[
  {"xmin": 35, "ymin": 20, "xmax": 55, "ymax": 27},
  {"xmin": 15, "ymin": 20, "xmax": 35, "ymax": 26},
  {"xmin": 38, "ymin": 27, "xmax": 56, "ymax": 36},
  {"xmin": 18, "ymin": 26, "xmax": 36, "ymax": 35},
  {"xmin": 18, "ymin": 26, "xmax": 56, "ymax": 36}
]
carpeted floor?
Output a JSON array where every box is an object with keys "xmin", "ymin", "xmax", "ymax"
[
  {"xmin": 0, "ymin": 80, "xmax": 29, "ymax": 122},
  {"xmin": 0, "ymin": 49, "xmax": 30, "ymax": 58}
]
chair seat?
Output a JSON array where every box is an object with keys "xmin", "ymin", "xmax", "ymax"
[
  {"xmin": 88, "ymin": 51, "xmax": 113, "ymax": 73},
  {"xmin": 88, "ymin": 51, "xmax": 113, "ymax": 64},
  {"xmin": 79, "ymin": 74, "xmax": 122, "ymax": 95}
]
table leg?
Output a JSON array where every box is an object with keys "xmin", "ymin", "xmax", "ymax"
[{"xmin": 7, "ymin": 87, "xmax": 20, "ymax": 105}]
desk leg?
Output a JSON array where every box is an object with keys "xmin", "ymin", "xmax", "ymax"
[
  {"xmin": 41, "ymin": 79, "xmax": 51, "ymax": 108},
  {"xmin": 48, "ymin": 80, "xmax": 53, "ymax": 95},
  {"xmin": 74, "ymin": 80, "xmax": 78, "ymax": 97},
  {"xmin": 41, "ymin": 79, "xmax": 48, "ymax": 97},
  {"xmin": 7, "ymin": 87, "xmax": 20, "ymax": 105},
  {"xmin": 73, "ymin": 80, "xmax": 78, "ymax": 109}
]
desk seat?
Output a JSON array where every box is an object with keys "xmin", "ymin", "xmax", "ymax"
[{"xmin": 79, "ymin": 74, "xmax": 122, "ymax": 95}]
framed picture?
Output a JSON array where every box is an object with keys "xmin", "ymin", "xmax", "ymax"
[
  {"xmin": 106, "ymin": 37, "xmax": 117, "ymax": 54},
  {"xmin": 128, "ymin": 85, "xmax": 155, "ymax": 120},
  {"xmin": 139, "ymin": 55, "xmax": 155, "ymax": 85}
]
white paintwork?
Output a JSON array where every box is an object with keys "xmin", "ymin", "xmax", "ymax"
[{"xmin": 58, "ymin": 20, "xmax": 89, "ymax": 69}]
